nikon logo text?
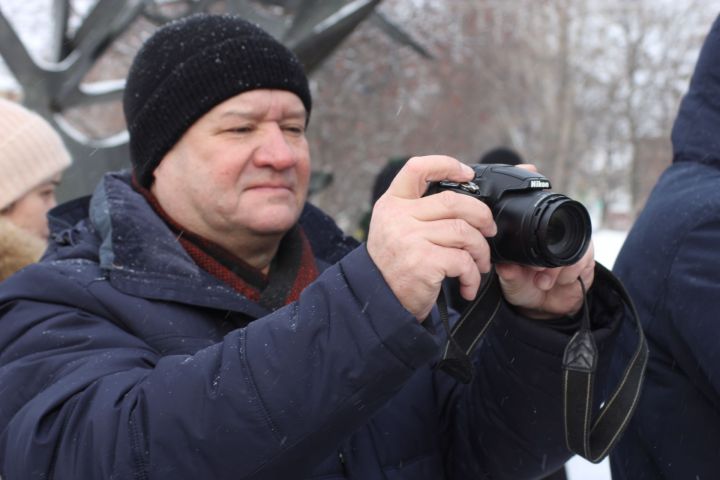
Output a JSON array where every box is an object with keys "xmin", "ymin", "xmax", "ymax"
[{"xmin": 530, "ymin": 180, "xmax": 550, "ymax": 188}]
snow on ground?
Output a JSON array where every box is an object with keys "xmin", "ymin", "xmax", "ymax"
[
  {"xmin": 566, "ymin": 455, "xmax": 611, "ymax": 480},
  {"xmin": 592, "ymin": 229, "xmax": 629, "ymax": 270},
  {"xmin": 565, "ymin": 228, "xmax": 628, "ymax": 480}
]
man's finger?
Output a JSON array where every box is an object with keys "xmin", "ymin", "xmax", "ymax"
[
  {"xmin": 410, "ymin": 192, "xmax": 497, "ymax": 237},
  {"xmin": 387, "ymin": 155, "xmax": 474, "ymax": 200},
  {"xmin": 416, "ymin": 219, "xmax": 493, "ymax": 273},
  {"xmin": 440, "ymin": 248, "xmax": 483, "ymax": 301},
  {"xmin": 516, "ymin": 163, "xmax": 538, "ymax": 172},
  {"xmin": 554, "ymin": 241, "xmax": 595, "ymax": 286}
]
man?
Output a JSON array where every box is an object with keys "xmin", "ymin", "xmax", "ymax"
[
  {"xmin": 0, "ymin": 98, "xmax": 72, "ymax": 281},
  {"xmin": 609, "ymin": 14, "xmax": 720, "ymax": 479},
  {"xmin": 0, "ymin": 14, "xmax": 623, "ymax": 480}
]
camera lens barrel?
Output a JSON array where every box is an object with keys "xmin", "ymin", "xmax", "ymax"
[{"xmin": 490, "ymin": 191, "xmax": 591, "ymax": 267}]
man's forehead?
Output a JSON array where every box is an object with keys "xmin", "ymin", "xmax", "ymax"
[{"xmin": 213, "ymin": 90, "xmax": 307, "ymax": 119}]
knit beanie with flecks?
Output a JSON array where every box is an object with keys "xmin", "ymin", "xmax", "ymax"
[
  {"xmin": 123, "ymin": 13, "xmax": 312, "ymax": 188},
  {"xmin": 0, "ymin": 98, "xmax": 72, "ymax": 211}
]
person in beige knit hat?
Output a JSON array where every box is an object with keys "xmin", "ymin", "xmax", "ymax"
[{"xmin": 0, "ymin": 98, "xmax": 72, "ymax": 281}]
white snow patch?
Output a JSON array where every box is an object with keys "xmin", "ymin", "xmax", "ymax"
[
  {"xmin": 593, "ymin": 228, "xmax": 628, "ymax": 269},
  {"xmin": 566, "ymin": 455, "xmax": 611, "ymax": 480}
]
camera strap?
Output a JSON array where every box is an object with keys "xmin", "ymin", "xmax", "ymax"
[{"xmin": 435, "ymin": 263, "xmax": 648, "ymax": 463}]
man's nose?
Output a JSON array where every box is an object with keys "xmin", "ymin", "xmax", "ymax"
[{"xmin": 254, "ymin": 125, "xmax": 297, "ymax": 170}]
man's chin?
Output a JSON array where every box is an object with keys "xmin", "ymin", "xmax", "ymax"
[{"xmin": 249, "ymin": 211, "xmax": 300, "ymax": 235}]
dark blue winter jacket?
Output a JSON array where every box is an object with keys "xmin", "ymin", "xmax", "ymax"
[
  {"xmin": 0, "ymin": 171, "xmax": 623, "ymax": 479},
  {"xmin": 610, "ymin": 15, "xmax": 720, "ymax": 480}
]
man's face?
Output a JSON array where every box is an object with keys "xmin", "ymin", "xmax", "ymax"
[
  {"xmin": 152, "ymin": 89, "xmax": 310, "ymax": 245},
  {"xmin": 1, "ymin": 174, "xmax": 61, "ymax": 240}
]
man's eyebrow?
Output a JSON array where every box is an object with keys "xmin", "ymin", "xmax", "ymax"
[
  {"xmin": 283, "ymin": 108, "xmax": 307, "ymax": 119},
  {"xmin": 218, "ymin": 108, "xmax": 307, "ymax": 120},
  {"xmin": 218, "ymin": 109, "xmax": 256, "ymax": 119}
]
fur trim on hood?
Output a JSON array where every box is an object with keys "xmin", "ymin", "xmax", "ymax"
[{"xmin": 0, "ymin": 217, "xmax": 46, "ymax": 281}]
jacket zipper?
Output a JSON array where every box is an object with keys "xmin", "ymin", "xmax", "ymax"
[{"xmin": 338, "ymin": 450, "xmax": 348, "ymax": 477}]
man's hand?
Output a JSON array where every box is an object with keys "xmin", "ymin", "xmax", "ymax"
[
  {"xmin": 367, "ymin": 157, "xmax": 595, "ymax": 322},
  {"xmin": 366, "ymin": 156, "xmax": 497, "ymax": 321},
  {"xmin": 495, "ymin": 241, "xmax": 595, "ymax": 319},
  {"xmin": 494, "ymin": 163, "xmax": 595, "ymax": 319}
]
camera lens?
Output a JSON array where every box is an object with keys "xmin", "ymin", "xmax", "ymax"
[
  {"xmin": 535, "ymin": 196, "xmax": 591, "ymax": 266},
  {"xmin": 490, "ymin": 192, "xmax": 591, "ymax": 267},
  {"xmin": 545, "ymin": 203, "xmax": 585, "ymax": 258},
  {"xmin": 546, "ymin": 214, "xmax": 567, "ymax": 251}
]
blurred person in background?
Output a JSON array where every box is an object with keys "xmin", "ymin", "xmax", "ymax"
[
  {"xmin": 478, "ymin": 146, "xmax": 523, "ymax": 166},
  {"xmin": 609, "ymin": 14, "xmax": 720, "ymax": 480},
  {"xmin": 0, "ymin": 98, "xmax": 71, "ymax": 281}
]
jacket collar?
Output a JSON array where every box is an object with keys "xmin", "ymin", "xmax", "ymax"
[{"xmin": 48, "ymin": 171, "xmax": 357, "ymax": 314}]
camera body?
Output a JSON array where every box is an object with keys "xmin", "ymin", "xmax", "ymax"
[{"xmin": 426, "ymin": 164, "xmax": 591, "ymax": 267}]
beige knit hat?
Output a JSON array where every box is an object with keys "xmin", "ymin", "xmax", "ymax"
[{"xmin": 0, "ymin": 98, "xmax": 72, "ymax": 210}]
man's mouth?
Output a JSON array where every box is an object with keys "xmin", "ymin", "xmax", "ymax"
[{"xmin": 248, "ymin": 183, "xmax": 292, "ymax": 190}]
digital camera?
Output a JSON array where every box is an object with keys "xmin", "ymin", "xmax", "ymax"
[{"xmin": 426, "ymin": 164, "xmax": 591, "ymax": 267}]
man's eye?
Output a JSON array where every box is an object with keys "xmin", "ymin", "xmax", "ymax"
[
  {"xmin": 283, "ymin": 125, "xmax": 305, "ymax": 135},
  {"xmin": 227, "ymin": 126, "xmax": 253, "ymax": 134}
]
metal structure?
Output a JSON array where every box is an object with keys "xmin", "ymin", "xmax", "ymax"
[{"xmin": 0, "ymin": 0, "xmax": 430, "ymax": 200}]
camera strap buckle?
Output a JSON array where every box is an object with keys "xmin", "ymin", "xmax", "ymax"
[{"xmin": 435, "ymin": 263, "xmax": 648, "ymax": 464}]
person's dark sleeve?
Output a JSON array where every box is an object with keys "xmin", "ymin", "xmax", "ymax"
[
  {"xmin": 665, "ymin": 217, "xmax": 720, "ymax": 394},
  {"xmin": 0, "ymin": 246, "xmax": 439, "ymax": 480},
  {"xmin": 437, "ymin": 264, "xmax": 623, "ymax": 479}
]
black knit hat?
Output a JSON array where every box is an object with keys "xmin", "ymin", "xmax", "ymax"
[{"xmin": 123, "ymin": 13, "xmax": 312, "ymax": 187}]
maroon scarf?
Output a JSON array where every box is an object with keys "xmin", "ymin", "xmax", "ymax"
[{"xmin": 133, "ymin": 179, "xmax": 318, "ymax": 310}]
